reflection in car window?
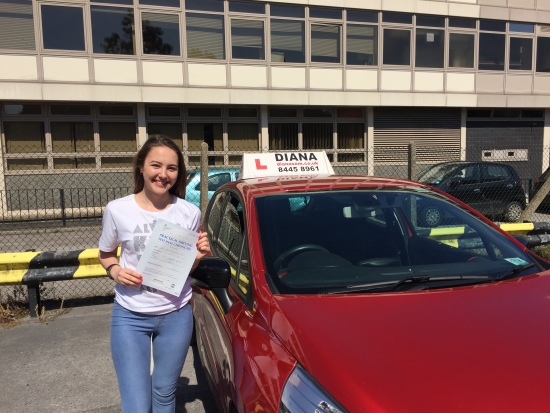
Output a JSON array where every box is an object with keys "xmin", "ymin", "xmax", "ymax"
[
  {"xmin": 417, "ymin": 163, "xmax": 460, "ymax": 184},
  {"xmin": 452, "ymin": 164, "xmax": 480, "ymax": 184},
  {"xmin": 206, "ymin": 192, "xmax": 228, "ymax": 244},
  {"xmin": 255, "ymin": 190, "xmax": 537, "ymax": 294},
  {"xmin": 483, "ymin": 164, "xmax": 509, "ymax": 182}
]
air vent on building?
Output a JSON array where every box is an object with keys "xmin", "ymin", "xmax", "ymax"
[{"xmin": 482, "ymin": 149, "xmax": 528, "ymax": 162}]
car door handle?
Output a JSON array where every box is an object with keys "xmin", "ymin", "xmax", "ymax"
[
  {"xmin": 506, "ymin": 184, "xmax": 513, "ymax": 188},
  {"xmin": 473, "ymin": 188, "xmax": 481, "ymax": 192}
]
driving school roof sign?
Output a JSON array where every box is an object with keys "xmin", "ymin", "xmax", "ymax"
[{"xmin": 240, "ymin": 151, "xmax": 334, "ymax": 179}]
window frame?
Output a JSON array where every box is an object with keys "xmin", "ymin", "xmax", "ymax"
[
  {"xmin": 229, "ymin": 16, "xmax": 267, "ymax": 62},
  {"xmin": 40, "ymin": 3, "xmax": 88, "ymax": 53},
  {"xmin": 308, "ymin": 9, "xmax": 343, "ymax": 65}
]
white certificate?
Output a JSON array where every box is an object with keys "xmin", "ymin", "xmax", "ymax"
[{"xmin": 136, "ymin": 218, "xmax": 199, "ymax": 296}]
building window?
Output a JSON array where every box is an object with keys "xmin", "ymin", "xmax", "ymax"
[
  {"xmin": 186, "ymin": 13, "xmax": 225, "ymax": 59},
  {"xmin": 51, "ymin": 122, "xmax": 94, "ymax": 153},
  {"xmin": 416, "ymin": 15, "xmax": 445, "ymax": 28},
  {"xmin": 478, "ymin": 33, "xmax": 505, "ymax": 71},
  {"xmin": 41, "ymin": 5, "xmax": 85, "ymax": 51},
  {"xmin": 188, "ymin": 107, "xmax": 222, "ymax": 117},
  {"xmin": 269, "ymin": 107, "xmax": 297, "ymax": 117},
  {"xmin": 346, "ymin": 24, "xmax": 377, "ymax": 65},
  {"xmin": 270, "ymin": 4, "xmax": 304, "ymax": 19},
  {"xmin": 91, "ymin": 6, "xmax": 135, "ymax": 55},
  {"xmin": 228, "ymin": 107, "xmax": 257, "ymax": 117},
  {"xmin": 268, "ymin": 123, "xmax": 298, "ymax": 150},
  {"xmin": 415, "ymin": 28, "xmax": 444, "ymax": 68},
  {"xmin": 3, "ymin": 104, "xmax": 41, "ymax": 115},
  {"xmin": 4, "ymin": 122, "xmax": 45, "ymax": 153},
  {"xmin": 140, "ymin": 0, "xmax": 179, "ymax": 7},
  {"xmin": 302, "ymin": 123, "xmax": 332, "ymax": 149},
  {"xmin": 449, "ymin": 17, "xmax": 476, "ymax": 29},
  {"xmin": 99, "ymin": 122, "xmax": 136, "ymax": 151},
  {"xmin": 509, "ymin": 37, "xmax": 532, "ymax": 71},
  {"xmin": 185, "ymin": 0, "xmax": 223, "ymax": 13},
  {"xmin": 147, "ymin": 123, "xmax": 183, "ymax": 149},
  {"xmin": 337, "ymin": 123, "xmax": 364, "ymax": 162},
  {"xmin": 53, "ymin": 158, "xmax": 96, "ymax": 170},
  {"xmin": 509, "ymin": 22, "xmax": 534, "ymax": 33},
  {"xmin": 51, "ymin": 105, "xmax": 91, "ymax": 116},
  {"xmin": 229, "ymin": 0, "xmax": 265, "ymax": 14},
  {"xmin": 231, "ymin": 19, "xmax": 265, "ymax": 60},
  {"xmin": 304, "ymin": 108, "xmax": 332, "ymax": 117},
  {"xmin": 383, "ymin": 29, "xmax": 410, "ymax": 65},
  {"xmin": 382, "ymin": 12, "xmax": 412, "ymax": 25},
  {"xmin": 536, "ymin": 37, "xmax": 550, "ymax": 72},
  {"xmin": 271, "ymin": 19, "xmax": 305, "ymax": 63},
  {"xmin": 310, "ymin": 7, "xmax": 342, "ymax": 20},
  {"xmin": 187, "ymin": 123, "xmax": 223, "ymax": 152},
  {"xmin": 311, "ymin": 24, "xmax": 341, "ymax": 63},
  {"xmin": 228, "ymin": 123, "xmax": 259, "ymax": 151},
  {"xmin": 148, "ymin": 106, "xmax": 181, "ymax": 117},
  {"xmin": 449, "ymin": 33, "xmax": 475, "ymax": 68},
  {"xmin": 99, "ymin": 104, "xmax": 134, "ymax": 116},
  {"xmin": 0, "ymin": 0, "xmax": 35, "ymax": 50},
  {"xmin": 142, "ymin": 12, "xmax": 180, "ymax": 55}
]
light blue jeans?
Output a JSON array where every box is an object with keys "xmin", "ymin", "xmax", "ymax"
[{"xmin": 110, "ymin": 301, "xmax": 193, "ymax": 413}]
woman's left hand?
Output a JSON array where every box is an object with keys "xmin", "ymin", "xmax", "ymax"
[{"xmin": 196, "ymin": 231, "xmax": 213, "ymax": 260}]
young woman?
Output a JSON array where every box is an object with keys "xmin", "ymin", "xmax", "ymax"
[{"xmin": 98, "ymin": 135, "xmax": 212, "ymax": 413}]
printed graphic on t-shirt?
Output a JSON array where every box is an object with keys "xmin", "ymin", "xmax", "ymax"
[{"xmin": 134, "ymin": 219, "xmax": 158, "ymax": 293}]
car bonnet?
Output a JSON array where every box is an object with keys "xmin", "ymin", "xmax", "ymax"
[{"xmin": 269, "ymin": 273, "xmax": 550, "ymax": 413}]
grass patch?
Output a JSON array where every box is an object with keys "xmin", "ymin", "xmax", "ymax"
[
  {"xmin": 0, "ymin": 302, "xmax": 29, "ymax": 329},
  {"xmin": 36, "ymin": 296, "xmax": 71, "ymax": 324}
]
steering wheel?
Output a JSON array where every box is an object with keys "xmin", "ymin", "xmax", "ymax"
[{"xmin": 273, "ymin": 244, "xmax": 329, "ymax": 271}]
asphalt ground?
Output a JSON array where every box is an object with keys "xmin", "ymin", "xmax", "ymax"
[{"xmin": 0, "ymin": 303, "xmax": 219, "ymax": 413}]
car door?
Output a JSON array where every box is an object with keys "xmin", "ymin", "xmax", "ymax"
[
  {"xmin": 445, "ymin": 164, "xmax": 488, "ymax": 213},
  {"xmin": 194, "ymin": 192, "xmax": 255, "ymax": 412}
]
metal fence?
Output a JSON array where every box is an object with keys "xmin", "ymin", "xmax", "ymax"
[{"xmin": 2, "ymin": 144, "xmax": 549, "ymax": 305}]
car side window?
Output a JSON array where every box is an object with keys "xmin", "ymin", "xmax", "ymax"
[
  {"xmin": 482, "ymin": 164, "xmax": 510, "ymax": 182},
  {"xmin": 452, "ymin": 164, "xmax": 480, "ymax": 185},
  {"xmin": 195, "ymin": 173, "xmax": 232, "ymax": 191},
  {"xmin": 206, "ymin": 191, "xmax": 228, "ymax": 245},
  {"xmin": 217, "ymin": 194, "xmax": 253, "ymax": 309}
]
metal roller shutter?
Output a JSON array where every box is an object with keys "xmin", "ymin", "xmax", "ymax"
[{"xmin": 374, "ymin": 107, "xmax": 461, "ymax": 163}]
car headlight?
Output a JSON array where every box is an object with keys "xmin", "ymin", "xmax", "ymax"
[{"xmin": 279, "ymin": 364, "xmax": 348, "ymax": 413}]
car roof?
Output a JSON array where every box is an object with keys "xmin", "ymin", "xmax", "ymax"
[{"xmin": 227, "ymin": 175, "xmax": 429, "ymax": 199}]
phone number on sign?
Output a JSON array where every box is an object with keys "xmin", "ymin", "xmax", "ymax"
[{"xmin": 278, "ymin": 166, "xmax": 320, "ymax": 173}]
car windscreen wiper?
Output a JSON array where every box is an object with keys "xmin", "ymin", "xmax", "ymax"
[
  {"xmin": 495, "ymin": 263, "xmax": 536, "ymax": 281},
  {"xmin": 328, "ymin": 275, "xmax": 493, "ymax": 294}
]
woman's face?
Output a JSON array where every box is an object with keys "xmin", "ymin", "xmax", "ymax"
[{"xmin": 140, "ymin": 145, "xmax": 179, "ymax": 198}]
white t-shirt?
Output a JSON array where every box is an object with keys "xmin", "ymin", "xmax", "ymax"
[{"xmin": 99, "ymin": 194, "xmax": 201, "ymax": 315}]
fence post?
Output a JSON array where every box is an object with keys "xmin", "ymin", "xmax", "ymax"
[
  {"xmin": 59, "ymin": 189, "xmax": 66, "ymax": 227},
  {"xmin": 200, "ymin": 142, "xmax": 209, "ymax": 217},
  {"xmin": 27, "ymin": 283, "xmax": 41, "ymax": 318},
  {"xmin": 408, "ymin": 141, "xmax": 417, "ymax": 181}
]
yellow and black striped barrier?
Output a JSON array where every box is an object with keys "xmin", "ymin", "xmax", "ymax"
[{"xmin": 0, "ymin": 248, "xmax": 119, "ymax": 317}]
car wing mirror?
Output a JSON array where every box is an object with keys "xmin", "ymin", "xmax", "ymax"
[
  {"xmin": 192, "ymin": 257, "xmax": 231, "ymax": 288},
  {"xmin": 191, "ymin": 257, "xmax": 233, "ymax": 313}
]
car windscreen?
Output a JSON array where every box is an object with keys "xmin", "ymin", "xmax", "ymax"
[
  {"xmin": 255, "ymin": 189, "xmax": 540, "ymax": 295},
  {"xmin": 417, "ymin": 163, "xmax": 461, "ymax": 185}
]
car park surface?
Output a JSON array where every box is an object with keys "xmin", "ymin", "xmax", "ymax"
[
  {"xmin": 190, "ymin": 168, "xmax": 550, "ymax": 413},
  {"xmin": 417, "ymin": 161, "xmax": 526, "ymax": 225}
]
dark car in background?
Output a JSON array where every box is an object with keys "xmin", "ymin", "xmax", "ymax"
[{"xmin": 417, "ymin": 161, "xmax": 526, "ymax": 226}]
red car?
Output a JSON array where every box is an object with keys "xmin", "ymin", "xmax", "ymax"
[{"xmin": 191, "ymin": 174, "xmax": 550, "ymax": 413}]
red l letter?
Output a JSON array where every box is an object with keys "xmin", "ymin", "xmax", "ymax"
[{"xmin": 255, "ymin": 159, "xmax": 267, "ymax": 170}]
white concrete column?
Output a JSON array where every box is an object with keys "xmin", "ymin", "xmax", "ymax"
[
  {"xmin": 367, "ymin": 107, "xmax": 374, "ymax": 176},
  {"xmin": 260, "ymin": 105, "xmax": 269, "ymax": 152},
  {"xmin": 460, "ymin": 108, "xmax": 467, "ymax": 161},
  {"xmin": 137, "ymin": 103, "xmax": 147, "ymax": 148},
  {"xmin": 543, "ymin": 108, "xmax": 550, "ymax": 173}
]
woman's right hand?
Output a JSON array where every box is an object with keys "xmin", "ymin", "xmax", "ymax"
[{"xmin": 111, "ymin": 265, "xmax": 143, "ymax": 286}]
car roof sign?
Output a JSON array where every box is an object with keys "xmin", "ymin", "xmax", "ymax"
[{"xmin": 239, "ymin": 151, "xmax": 335, "ymax": 179}]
